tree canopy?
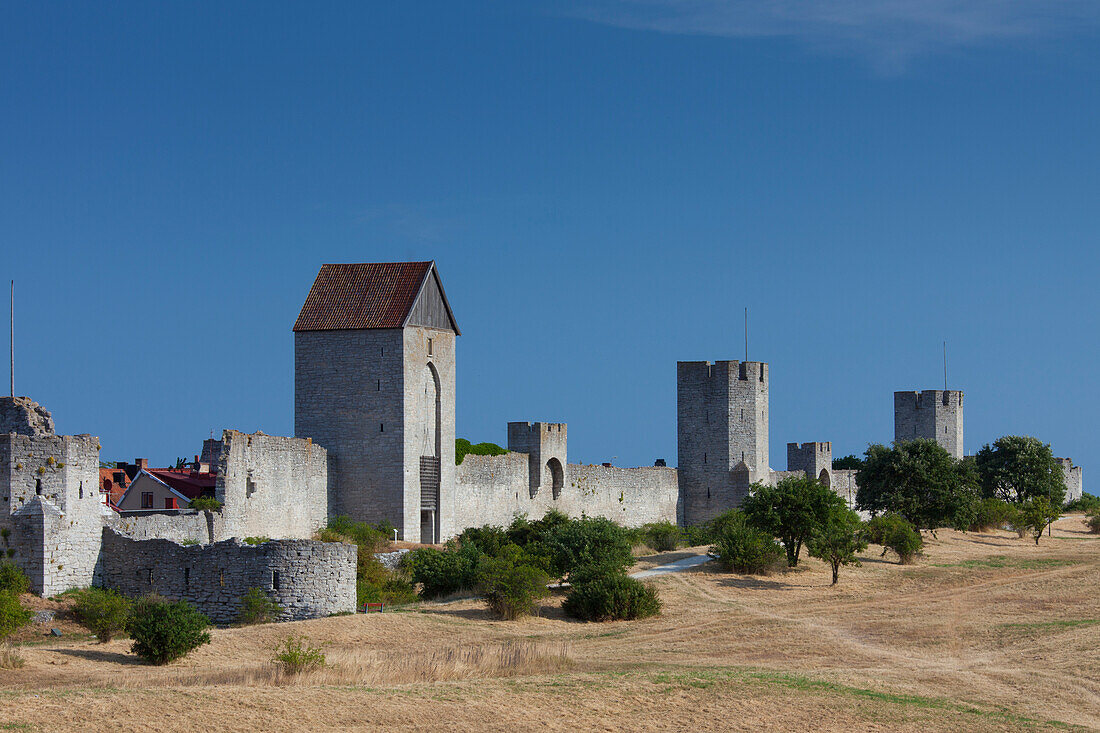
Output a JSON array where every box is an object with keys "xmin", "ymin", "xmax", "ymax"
[
  {"xmin": 832, "ymin": 454, "xmax": 864, "ymax": 471},
  {"xmin": 974, "ymin": 436, "xmax": 1065, "ymax": 506},
  {"xmin": 807, "ymin": 507, "xmax": 867, "ymax": 585},
  {"xmin": 742, "ymin": 476, "xmax": 845, "ymax": 567},
  {"xmin": 855, "ymin": 440, "xmax": 979, "ymax": 531}
]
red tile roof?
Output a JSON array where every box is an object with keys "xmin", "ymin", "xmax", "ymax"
[
  {"xmin": 147, "ymin": 469, "xmax": 217, "ymax": 500},
  {"xmin": 99, "ymin": 467, "xmax": 129, "ymax": 506},
  {"xmin": 294, "ymin": 261, "xmax": 435, "ymax": 332}
]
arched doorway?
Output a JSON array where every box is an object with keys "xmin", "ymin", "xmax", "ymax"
[
  {"xmin": 547, "ymin": 458, "xmax": 564, "ymax": 500},
  {"xmin": 819, "ymin": 468, "xmax": 831, "ymax": 488},
  {"xmin": 420, "ymin": 363, "xmax": 442, "ymax": 543}
]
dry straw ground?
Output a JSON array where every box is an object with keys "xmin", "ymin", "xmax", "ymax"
[{"xmin": 3, "ymin": 515, "xmax": 1099, "ymax": 732}]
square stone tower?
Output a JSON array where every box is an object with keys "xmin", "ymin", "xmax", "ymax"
[
  {"xmin": 894, "ymin": 390, "xmax": 964, "ymax": 459},
  {"xmin": 787, "ymin": 441, "xmax": 832, "ymax": 485},
  {"xmin": 677, "ymin": 360, "xmax": 769, "ymax": 525},
  {"xmin": 294, "ymin": 262, "xmax": 459, "ymax": 544}
]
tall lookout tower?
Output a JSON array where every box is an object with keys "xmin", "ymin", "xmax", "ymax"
[
  {"xmin": 677, "ymin": 360, "xmax": 769, "ymax": 526},
  {"xmin": 894, "ymin": 390, "xmax": 964, "ymax": 459},
  {"xmin": 294, "ymin": 262, "xmax": 459, "ymax": 544}
]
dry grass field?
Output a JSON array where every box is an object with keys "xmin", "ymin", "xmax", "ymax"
[{"xmin": 3, "ymin": 515, "xmax": 1099, "ymax": 732}]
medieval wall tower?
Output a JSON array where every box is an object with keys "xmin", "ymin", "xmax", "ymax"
[
  {"xmin": 894, "ymin": 390, "xmax": 964, "ymax": 459},
  {"xmin": 677, "ymin": 360, "xmax": 769, "ymax": 525},
  {"xmin": 787, "ymin": 441, "xmax": 832, "ymax": 485},
  {"xmin": 294, "ymin": 262, "xmax": 459, "ymax": 544}
]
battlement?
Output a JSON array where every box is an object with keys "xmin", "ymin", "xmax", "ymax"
[
  {"xmin": 507, "ymin": 422, "xmax": 567, "ymax": 499},
  {"xmin": 676, "ymin": 360, "xmax": 768, "ymax": 383},
  {"xmin": 894, "ymin": 389, "xmax": 964, "ymax": 459},
  {"xmin": 787, "ymin": 441, "xmax": 832, "ymax": 483},
  {"xmin": 894, "ymin": 390, "xmax": 963, "ymax": 409},
  {"xmin": 788, "ymin": 441, "xmax": 831, "ymax": 454}
]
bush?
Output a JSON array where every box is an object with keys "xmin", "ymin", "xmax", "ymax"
[
  {"xmin": 242, "ymin": 536, "xmax": 269, "ymax": 546},
  {"xmin": 969, "ymin": 498, "xmax": 1015, "ymax": 532},
  {"xmin": 325, "ymin": 515, "xmax": 393, "ymax": 553},
  {"xmin": 404, "ymin": 543, "xmax": 481, "ymax": 599},
  {"xmin": 73, "ymin": 587, "xmax": 132, "ymax": 642},
  {"xmin": 188, "ymin": 496, "xmax": 222, "ymax": 511},
  {"xmin": 638, "ymin": 522, "xmax": 681, "ymax": 552},
  {"xmin": 126, "ymin": 595, "xmax": 211, "ymax": 664},
  {"xmin": 562, "ymin": 567, "xmax": 661, "ymax": 622},
  {"xmin": 711, "ymin": 517, "xmax": 784, "ymax": 574},
  {"xmin": 273, "ymin": 634, "xmax": 325, "ymax": 674},
  {"xmin": 356, "ymin": 555, "xmax": 419, "ymax": 607},
  {"xmin": 0, "ymin": 560, "xmax": 29, "ymax": 595},
  {"xmin": 476, "ymin": 546, "xmax": 550, "ymax": 620},
  {"xmin": 863, "ymin": 514, "xmax": 923, "ymax": 564},
  {"xmin": 0, "ymin": 591, "xmax": 32, "ymax": 641},
  {"xmin": 806, "ymin": 508, "xmax": 867, "ymax": 586},
  {"xmin": 237, "ymin": 587, "xmax": 283, "ymax": 625},
  {"xmin": 1019, "ymin": 496, "xmax": 1060, "ymax": 545},
  {"xmin": 1086, "ymin": 508, "xmax": 1100, "ymax": 534},
  {"xmin": 1066, "ymin": 493, "xmax": 1100, "ymax": 513},
  {"xmin": 455, "ymin": 524, "xmax": 512, "ymax": 557},
  {"xmin": 539, "ymin": 516, "xmax": 635, "ymax": 580}
]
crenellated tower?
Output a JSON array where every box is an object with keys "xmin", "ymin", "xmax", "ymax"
[{"xmin": 894, "ymin": 390, "xmax": 964, "ymax": 459}]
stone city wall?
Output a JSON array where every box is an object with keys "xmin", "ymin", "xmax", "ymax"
[
  {"xmin": 106, "ymin": 509, "xmax": 224, "ymax": 544},
  {"xmin": 99, "ymin": 530, "xmax": 356, "ymax": 622},
  {"xmin": 452, "ymin": 452, "xmax": 677, "ymax": 536}
]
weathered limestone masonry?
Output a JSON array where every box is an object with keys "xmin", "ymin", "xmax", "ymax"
[
  {"xmin": 106, "ymin": 510, "xmax": 223, "ymax": 544},
  {"xmin": 454, "ymin": 451, "xmax": 677, "ymax": 530},
  {"xmin": 895, "ymin": 390, "xmax": 964, "ymax": 459},
  {"xmin": 787, "ymin": 442, "xmax": 833, "ymax": 486},
  {"xmin": 1057, "ymin": 458, "xmax": 1084, "ymax": 503},
  {"xmin": 1, "ymin": 401, "xmax": 104, "ymax": 596},
  {"xmin": 677, "ymin": 360, "xmax": 769, "ymax": 525},
  {"xmin": 99, "ymin": 531, "xmax": 356, "ymax": 622},
  {"xmin": 294, "ymin": 262, "xmax": 459, "ymax": 544},
  {"xmin": 213, "ymin": 430, "xmax": 328, "ymax": 540}
]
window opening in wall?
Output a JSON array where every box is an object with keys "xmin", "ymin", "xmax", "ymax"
[
  {"xmin": 376, "ymin": 379, "xmax": 380, "ymax": 391},
  {"xmin": 184, "ymin": 568, "xmax": 190, "ymax": 586},
  {"xmin": 741, "ymin": 409, "xmax": 744, "ymax": 420},
  {"xmin": 428, "ymin": 338, "xmax": 433, "ymax": 355},
  {"xmin": 79, "ymin": 481, "xmax": 83, "ymax": 499},
  {"xmin": 703, "ymin": 452, "xmax": 706, "ymax": 464},
  {"xmin": 380, "ymin": 423, "xmax": 384, "ymax": 433},
  {"xmin": 35, "ymin": 479, "xmax": 42, "ymax": 496},
  {"xmin": 742, "ymin": 451, "xmax": 745, "ymax": 461},
  {"xmin": 147, "ymin": 569, "xmax": 153, "ymax": 584},
  {"xmin": 141, "ymin": 492, "xmax": 153, "ymax": 509},
  {"xmin": 272, "ymin": 570, "xmax": 281, "ymax": 590},
  {"xmin": 707, "ymin": 487, "xmax": 711, "ymax": 500},
  {"xmin": 220, "ymin": 571, "xmax": 225, "ymax": 587},
  {"xmin": 246, "ymin": 472, "xmax": 256, "ymax": 498}
]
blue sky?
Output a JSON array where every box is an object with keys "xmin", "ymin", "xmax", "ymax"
[{"xmin": 2, "ymin": 1, "xmax": 1097, "ymax": 474}]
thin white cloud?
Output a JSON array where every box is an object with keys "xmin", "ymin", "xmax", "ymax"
[{"xmin": 566, "ymin": 0, "xmax": 1100, "ymax": 71}]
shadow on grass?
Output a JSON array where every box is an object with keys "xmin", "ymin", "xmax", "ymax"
[
  {"xmin": 715, "ymin": 576, "xmax": 795, "ymax": 591},
  {"xmin": 53, "ymin": 648, "xmax": 144, "ymax": 666}
]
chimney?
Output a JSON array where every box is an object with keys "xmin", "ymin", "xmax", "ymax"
[{"xmin": 135, "ymin": 458, "xmax": 149, "ymax": 470}]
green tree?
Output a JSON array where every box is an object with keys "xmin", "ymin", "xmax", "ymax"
[
  {"xmin": 475, "ymin": 545, "xmax": 550, "ymax": 620},
  {"xmin": 856, "ymin": 440, "xmax": 979, "ymax": 532},
  {"xmin": 741, "ymin": 476, "xmax": 846, "ymax": 567},
  {"xmin": 710, "ymin": 512, "xmax": 784, "ymax": 574},
  {"xmin": 1019, "ymin": 496, "xmax": 1061, "ymax": 545},
  {"xmin": 126, "ymin": 596, "xmax": 211, "ymax": 664},
  {"xmin": 0, "ymin": 591, "xmax": 32, "ymax": 641},
  {"xmin": 832, "ymin": 454, "xmax": 864, "ymax": 471},
  {"xmin": 807, "ymin": 508, "xmax": 868, "ymax": 585},
  {"xmin": 975, "ymin": 436, "xmax": 1066, "ymax": 506}
]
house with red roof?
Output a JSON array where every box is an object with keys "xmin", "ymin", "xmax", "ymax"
[{"xmin": 115, "ymin": 468, "xmax": 217, "ymax": 512}]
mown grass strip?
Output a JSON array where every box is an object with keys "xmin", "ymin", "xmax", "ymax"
[{"xmin": 933, "ymin": 556, "xmax": 1076, "ymax": 570}]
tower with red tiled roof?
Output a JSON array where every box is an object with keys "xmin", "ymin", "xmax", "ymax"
[{"xmin": 293, "ymin": 262, "xmax": 459, "ymax": 543}]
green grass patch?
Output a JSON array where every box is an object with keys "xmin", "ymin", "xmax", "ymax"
[{"xmin": 933, "ymin": 556, "xmax": 1076, "ymax": 570}]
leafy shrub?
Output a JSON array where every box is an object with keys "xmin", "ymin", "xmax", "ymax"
[
  {"xmin": 1019, "ymin": 496, "xmax": 1061, "ymax": 545},
  {"xmin": 807, "ymin": 508, "xmax": 867, "ymax": 585},
  {"xmin": 455, "ymin": 438, "xmax": 508, "ymax": 465},
  {"xmin": 325, "ymin": 515, "xmax": 393, "ymax": 553},
  {"xmin": 1086, "ymin": 508, "xmax": 1100, "ymax": 534},
  {"xmin": 188, "ymin": 496, "xmax": 222, "ymax": 511},
  {"xmin": 711, "ymin": 516, "xmax": 784, "ymax": 574},
  {"xmin": 638, "ymin": 522, "xmax": 681, "ymax": 552},
  {"xmin": 476, "ymin": 546, "xmax": 550, "ymax": 620},
  {"xmin": 0, "ymin": 591, "xmax": 32, "ymax": 641},
  {"xmin": 562, "ymin": 566, "xmax": 661, "ymax": 622},
  {"xmin": 1065, "ymin": 493, "xmax": 1100, "ymax": 513},
  {"xmin": 969, "ymin": 498, "xmax": 1015, "ymax": 532},
  {"xmin": 404, "ymin": 543, "xmax": 481, "ymax": 599},
  {"xmin": 863, "ymin": 514, "xmax": 923, "ymax": 564},
  {"xmin": 0, "ymin": 560, "xmax": 29, "ymax": 595},
  {"xmin": 242, "ymin": 536, "xmax": 269, "ymax": 546},
  {"xmin": 273, "ymin": 634, "xmax": 325, "ymax": 674},
  {"xmin": 539, "ymin": 516, "xmax": 635, "ymax": 580},
  {"xmin": 126, "ymin": 595, "xmax": 211, "ymax": 664},
  {"xmin": 73, "ymin": 587, "xmax": 132, "ymax": 642},
  {"xmin": 455, "ymin": 524, "xmax": 512, "ymax": 557},
  {"xmin": 356, "ymin": 555, "xmax": 419, "ymax": 607},
  {"xmin": 237, "ymin": 587, "xmax": 283, "ymax": 625},
  {"xmin": 682, "ymin": 509, "xmax": 744, "ymax": 547}
]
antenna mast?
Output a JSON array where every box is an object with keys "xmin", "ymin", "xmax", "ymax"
[
  {"xmin": 744, "ymin": 307, "xmax": 748, "ymax": 362},
  {"xmin": 943, "ymin": 340, "xmax": 947, "ymax": 391},
  {"xmin": 9, "ymin": 280, "xmax": 13, "ymax": 398}
]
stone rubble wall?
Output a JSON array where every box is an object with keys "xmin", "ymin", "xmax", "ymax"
[
  {"xmin": 106, "ymin": 509, "xmax": 223, "ymax": 544},
  {"xmin": 99, "ymin": 530, "xmax": 356, "ymax": 622},
  {"xmin": 0, "ymin": 396, "xmax": 56, "ymax": 437}
]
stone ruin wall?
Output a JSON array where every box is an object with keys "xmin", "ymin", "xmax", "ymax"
[
  {"xmin": 2, "ymin": 432, "xmax": 104, "ymax": 596},
  {"xmin": 99, "ymin": 530, "xmax": 356, "ymax": 622},
  {"xmin": 214, "ymin": 430, "xmax": 328, "ymax": 541},
  {"xmin": 453, "ymin": 452, "xmax": 677, "ymax": 537},
  {"xmin": 106, "ymin": 509, "xmax": 223, "ymax": 544}
]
